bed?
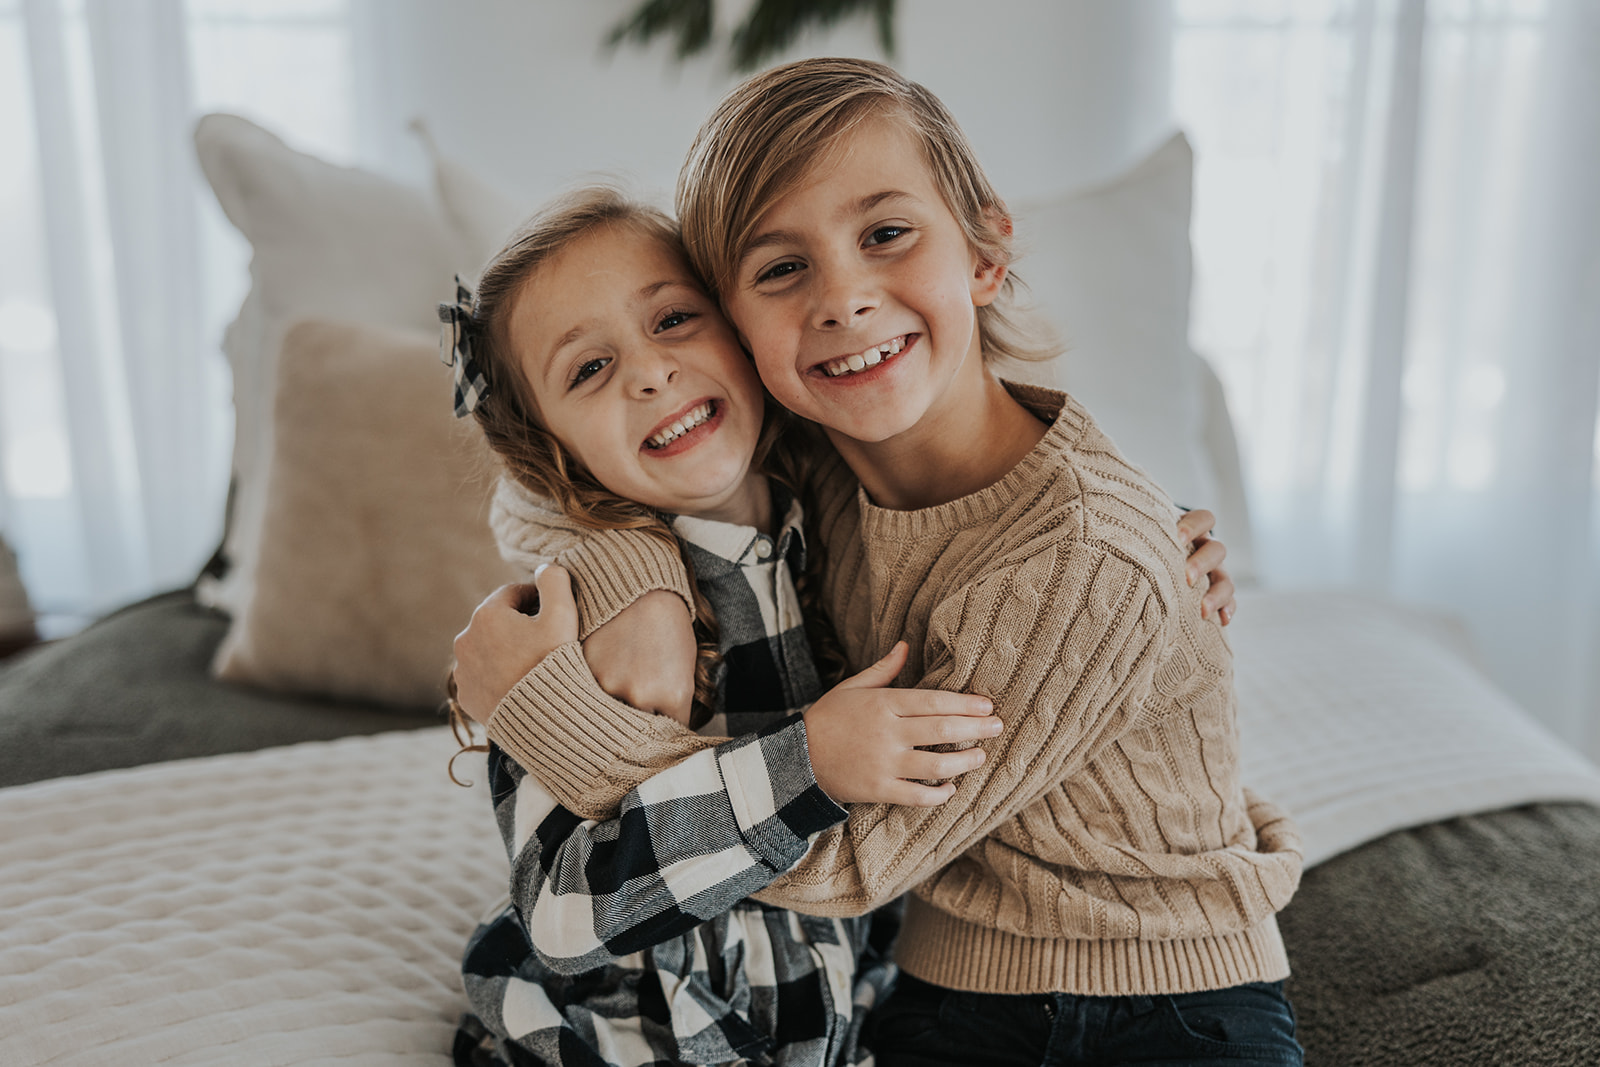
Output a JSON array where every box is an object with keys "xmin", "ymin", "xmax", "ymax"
[{"xmin": 2, "ymin": 115, "xmax": 1597, "ymax": 1065}]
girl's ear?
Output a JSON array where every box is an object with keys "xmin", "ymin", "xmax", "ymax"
[{"xmin": 970, "ymin": 208, "xmax": 1011, "ymax": 308}]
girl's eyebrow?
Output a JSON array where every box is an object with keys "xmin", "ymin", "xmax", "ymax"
[{"xmin": 739, "ymin": 190, "xmax": 918, "ymax": 266}]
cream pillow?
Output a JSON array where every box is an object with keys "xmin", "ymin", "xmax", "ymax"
[
  {"xmin": 212, "ymin": 320, "xmax": 516, "ymax": 708},
  {"xmin": 1009, "ymin": 132, "xmax": 1254, "ymax": 575},
  {"xmin": 193, "ymin": 114, "xmax": 480, "ymax": 618}
]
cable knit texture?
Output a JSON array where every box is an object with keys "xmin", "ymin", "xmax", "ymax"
[{"xmin": 487, "ymin": 382, "xmax": 1303, "ymax": 997}]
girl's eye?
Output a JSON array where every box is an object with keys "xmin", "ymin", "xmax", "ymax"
[
  {"xmin": 755, "ymin": 260, "xmax": 802, "ymax": 284},
  {"xmin": 570, "ymin": 356, "xmax": 610, "ymax": 388},
  {"xmin": 655, "ymin": 309, "xmax": 695, "ymax": 332},
  {"xmin": 866, "ymin": 225, "xmax": 907, "ymax": 246}
]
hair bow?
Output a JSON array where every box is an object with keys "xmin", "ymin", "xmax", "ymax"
[{"xmin": 438, "ymin": 276, "xmax": 490, "ymax": 417}]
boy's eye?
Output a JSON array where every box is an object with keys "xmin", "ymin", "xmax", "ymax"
[
  {"xmin": 865, "ymin": 225, "xmax": 907, "ymax": 246},
  {"xmin": 655, "ymin": 309, "xmax": 695, "ymax": 332},
  {"xmin": 755, "ymin": 260, "xmax": 802, "ymax": 284},
  {"xmin": 570, "ymin": 356, "xmax": 610, "ymax": 388}
]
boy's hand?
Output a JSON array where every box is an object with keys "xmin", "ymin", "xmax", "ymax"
[
  {"xmin": 1177, "ymin": 508, "xmax": 1237, "ymax": 626},
  {"xmin": 804, "ymin": 641, "xmax": 1003, "ymax": 807},
  {"xmin": 452, "ymin": 565, "xmax": 579, "ymax": 725},
  {"xmin": 582, "ymin": 590, "xmax": 697, "ymax": 726}
]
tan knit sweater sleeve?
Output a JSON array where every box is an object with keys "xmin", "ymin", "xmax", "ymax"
[{"xmin": 487, "ymin": 475, "xmax": 695, "ymax": 638}]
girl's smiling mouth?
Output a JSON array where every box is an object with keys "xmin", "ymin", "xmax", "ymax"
[
  {"xmin": 643, "ymin": 398, "xmax": 721, "ymax": 454},
  {"xmin": 816, "ymin": 334, "xmax": 914, "ymax": 378}
]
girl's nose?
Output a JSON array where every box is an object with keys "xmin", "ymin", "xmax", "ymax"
[{"xmin": 625, "ymin": 347, "xmax": 679, "ymax": 397}]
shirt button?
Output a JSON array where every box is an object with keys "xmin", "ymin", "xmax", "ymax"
[{"xmin": 755, "ymin": 539, "xmax": 774, "ymax": 559}]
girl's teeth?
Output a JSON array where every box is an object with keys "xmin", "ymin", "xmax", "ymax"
[{"xmin": 649, "ymin": 403, "xmax": 712, "ymax": 448}]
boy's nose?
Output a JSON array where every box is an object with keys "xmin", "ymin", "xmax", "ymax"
[{"xmin": 812, "ymin": 265, "xmax": 878, "ymax": 330}]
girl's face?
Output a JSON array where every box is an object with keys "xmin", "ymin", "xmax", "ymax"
[
  {"xmin": 510, "ymin": 224, "xmax": 768, "ymax": 525},
  {"xmin": 721, "ymin": 116, "xmax": 1006, "ymax": 446}
]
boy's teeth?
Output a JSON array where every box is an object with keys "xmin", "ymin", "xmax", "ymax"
[
  {"xmin": 648, "ymin": 402, "xmax": 713, "ymax": 449},
  {"xmin": 824, "ymin": 336, "xmax": 905, "ymax": 377}
]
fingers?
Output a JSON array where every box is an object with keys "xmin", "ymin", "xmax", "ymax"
[
  {"xmin": 902, "ymin": 746, "xmax": 988, "ymax": 780},
  {"xmin": 531, "ymin": 564, "xmax": 578, "ymax": 634},
  {"xmin": 885, "ymin": 689, "xmax": 996, "ymax": 720},
  {"xmin": 1202, "ymin": 566, "xmax": 1237, "ymax": 625},
  {"xmin": 898, "ymin": 712, "xmax": 1004, "ymax": 750},
  {"xmin": 877, "ymin": 779, "xmax": 960, "ymax": 807},
  {"xmin": 1185, "ymin": 537, "xmax": 1227, "ymax": 587},
  {"xmin": 1176, "ymin": 508, "xmax": 1216, "ymax": 544},
  {"xmin": 838, "ymin": 640, "xmax": 910, "ymax": 691}
]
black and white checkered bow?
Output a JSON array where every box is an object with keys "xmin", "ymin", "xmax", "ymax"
[{"xmin": 438, "ymin": 276, "xmax": 490, "ymax": 417}]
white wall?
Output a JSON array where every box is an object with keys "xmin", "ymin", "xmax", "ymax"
[{"xmin": 352, "ymin": 0, "xmax": 1174, "ymax": 211}]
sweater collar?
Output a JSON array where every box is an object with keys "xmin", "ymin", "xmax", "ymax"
[{"xmin": 854, "ymin": 381, "xmax": 1088, "ymax": 543}]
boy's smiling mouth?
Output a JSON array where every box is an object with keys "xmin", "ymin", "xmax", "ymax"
[
  {"xmin": 644, "ymin": 399, "xmax": 719, "ymax": 451},
  {"xmin": 818, "ymin": 334, "xmax": 912, "ymax": 378}
]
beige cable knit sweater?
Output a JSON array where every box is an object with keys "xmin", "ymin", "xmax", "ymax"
[{"xmin": 486, "ymin": 382, "xmax": 1302, "ymax": 997}]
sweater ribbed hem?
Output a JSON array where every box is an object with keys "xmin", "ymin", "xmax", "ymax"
[
  {"xmin": 895, "ymin": 895, "xmax": 1290, "ymax": 997},
  {"xmin": 559, "ymin": 532, "xmax": 695, "ymax": 639},
  {"xmin": 488, "ymin": 641, "xmax": 692, "ymax": 816}
]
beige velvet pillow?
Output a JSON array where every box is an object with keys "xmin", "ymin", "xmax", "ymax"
[{"xmin": 213, "ymin": 320, "xmax": 517, "ymax": 708}]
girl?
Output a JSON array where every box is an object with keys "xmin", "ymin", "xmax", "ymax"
[
  {"xmin": 455, "ymin": 59, "xmax": 1303, "ymax": 1066},
  {"xmin": 444, "ymin": 187, "xmax": 1006, "ymax": 1067}
]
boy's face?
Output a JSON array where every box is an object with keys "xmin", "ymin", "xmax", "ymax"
[
  {"xmin": 511, "ymin": 224, "xmax": 768, "ymax": 525},
  {"xmin": 721, "ymin": 117, "xmax": 1006, "ymax": 446}
]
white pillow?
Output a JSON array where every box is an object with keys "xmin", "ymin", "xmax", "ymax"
[
  {"xmin": 192, "ymin": 113, "xmax": 479, "ymax": 616},
  {"xmin": 1009, "ymin": 133, "xmax": 1253, "ymax": 574}
]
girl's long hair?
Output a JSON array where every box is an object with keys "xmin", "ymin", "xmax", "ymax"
[{"xmin": 449, "ymin": 186, "xmax": 846, "ymax": 753}]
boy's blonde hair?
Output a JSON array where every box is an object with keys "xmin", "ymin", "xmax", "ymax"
[{"xmin": 676, "ymin": 56, "xmax": 1058, "ymax": 366}]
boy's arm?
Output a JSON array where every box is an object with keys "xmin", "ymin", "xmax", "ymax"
[
  {"xmin": 488, "ymin": 474, "xmax": 694, "ymax": 638},
  {"xmin": 494, "ymin": 548, "xmax": 1174, "ymax": 915},
  {"xmin": 486, "ymin": 724, "xmax": 845, "ymax": 973}
]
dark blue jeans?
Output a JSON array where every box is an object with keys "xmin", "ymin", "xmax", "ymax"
[{"xmin": 866, "ymin": 975, "xmax": 1303, "ymax": 1067}]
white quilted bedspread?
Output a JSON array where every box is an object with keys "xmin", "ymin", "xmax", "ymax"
[
  {"xmin": 0, "ymin": 729, "xmax": 505, "ymax": 1066},
  {"xmin": 3, "ymin": 590, "xmax": 1599, "ymax": 1065}
]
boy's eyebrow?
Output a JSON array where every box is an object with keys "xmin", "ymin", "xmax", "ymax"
[{"xmin": 739, "ymin": 190, "xmax": 919, "ymax": 265}]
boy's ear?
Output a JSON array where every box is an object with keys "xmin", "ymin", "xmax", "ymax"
[{"xmin": 970, "ymin": 209, "xmax": 1011, "ymax": 308}]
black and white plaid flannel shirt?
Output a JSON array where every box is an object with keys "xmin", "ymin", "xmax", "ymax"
[{"xmin": 457, "ymin": 490, "xmax": 898, "ymax": 1067}]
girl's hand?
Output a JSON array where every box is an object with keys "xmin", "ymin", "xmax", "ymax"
[
  {"xmin": 804, "ymin": 641, "xmax": 1003, "ymax": 807},
  {"xmin": 452, "ymin": 565, "xmax": 579, "ymax": 724},
  {"xmin": 1176, "ymin": 508, "xmax": 1237, "ymax": 626}
]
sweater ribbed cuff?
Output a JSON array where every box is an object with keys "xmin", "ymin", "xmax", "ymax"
[
  {"xmin": 894, "ymin": 894, "xmax": 1291, "ymax": 997},
  {"xmin": 557, "ymin": 531, "xmax": 695, "ymax": 639},
  {"xmin": 487, "ymin": 641, "xmax": 690, "ymax": 817}
]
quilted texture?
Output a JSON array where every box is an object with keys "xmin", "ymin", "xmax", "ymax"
[
  {"xmin": 0, "ymin": 729, "xmax": 503, "ymax": 1065},
  {"xmin": 1232, "ymin": 590, "xmax": 1600, "ymax": 865}
]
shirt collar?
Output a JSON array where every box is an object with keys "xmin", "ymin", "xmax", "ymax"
[{"xmin": 671, "ymin": 483, "xmax": 805, "ymax": 569}]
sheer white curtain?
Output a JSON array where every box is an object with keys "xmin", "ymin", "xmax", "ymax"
[
  {"xmin": 1, "ymin": 0, "xmax": 353, "ymax": 628},
  {"xmin": 1174, "ymin": 0, "xmax": 1600, "ymax": 756}
]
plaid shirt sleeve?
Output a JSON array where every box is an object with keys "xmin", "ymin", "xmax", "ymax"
[{"xmin": 493, "ymin": 713, "xmax": 846, "ymax": 973}]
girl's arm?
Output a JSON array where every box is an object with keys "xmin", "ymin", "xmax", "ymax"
[
  {"xmin": 483, "ymin": 722, "xmax": 843, "ymax": 974},
  {"xmin": 484, "ymin": 647, "xmax": 992, "ymax": 968}
]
